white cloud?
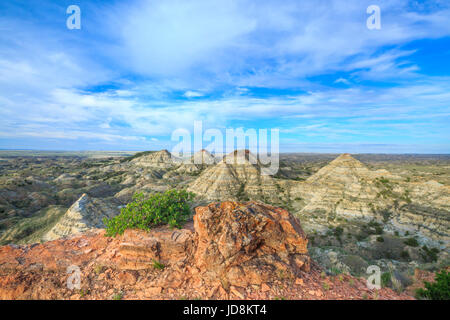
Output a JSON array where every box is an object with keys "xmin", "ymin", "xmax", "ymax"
[
  {"xmin": 0, "ymin": 0, "xmax": 449, "ymax": 151},
  {"xmin": 1, "ymin": 76, "xmax": 449, "ymax": 146},
  {"xmin": 334, "ymin": 78, "xmax": 350, "ymax": 85},
  {"xmin": 183, "ymin": 90, "xmax": 204, "ymax": 98},
  {"xmin": 99, "ymin": 0, "xmax": 450, "ymax": 86}
]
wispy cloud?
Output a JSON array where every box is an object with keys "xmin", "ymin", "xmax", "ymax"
[{"xmin": 0, "ymin": 0, "xmax": 449, "ymax": 152}]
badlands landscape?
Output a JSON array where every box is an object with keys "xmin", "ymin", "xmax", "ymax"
[{"xmin": 0, "ymin": 149, "xmax": 448, "ymax": 300}]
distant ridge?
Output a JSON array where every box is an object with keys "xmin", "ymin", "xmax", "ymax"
[{"xmin": 130, "ymin": 149, "xmax": 174, "ymax": 168}]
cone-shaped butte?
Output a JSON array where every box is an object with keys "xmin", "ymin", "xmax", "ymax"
[
  {"xmin": 130, "ymin": 149, "xmax": 174, "ymax": 168},
  {"xmin": 187, "ymin": 150, "xmax": 280, "ymax": 202}
]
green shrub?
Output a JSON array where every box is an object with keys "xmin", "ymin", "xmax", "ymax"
[
  {"xmin": 374, "ymin": 226, "xmax": 384, "ymax": 235},
  {"xmin": 421, "ymin": 245, "xmax": 440, "ymax": 263},
  {"xmin": 381, "ymin": 272, "xmax": 391, "ymax": 288},
  {"xmin": 376, "ymin": 236, "xmax": 384, "ymax": 242},
  {"xmin": 366, "ymin": 221, "xmax": 383, "ymax": 234},
  {"xmin": 334, "ymin": 226, "xmax": 344, "ymax": 237},
  {"xmin": 404, "ymin": 237, "xmax": 419, "ymax": 247},
  {"xmin": 103, "ymin": 189, "xmax": 195, "ymax": 237},
  {"xmin": 415, "ymin": 270, "xmax": 450, "ymax": 300},
  {"xmin": 400, "ymin": 250, "xmax": 410, "ymax": 260}
]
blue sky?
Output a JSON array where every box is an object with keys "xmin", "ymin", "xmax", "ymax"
[{"xmin": 0, "ymin": 0, "xmax": 449, "ymax": 153}]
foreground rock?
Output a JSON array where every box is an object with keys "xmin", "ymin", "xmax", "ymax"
[
  {"xmin": 119, "ymin": 201, "xmax": 309, "ymax": 286},
  {"xmin": 193, "ymin": 202, "xmax": 310, "ymax": 285},
  {"xmin": 0, "ymin": 202, "xmax": 413, "ymax": 300}
]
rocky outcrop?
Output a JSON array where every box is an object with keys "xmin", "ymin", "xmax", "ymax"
[
  {"xmin": 291, "ymin": 153, "xmax": 450, "ymax": 243},
  {"xmin": 0, "ymin": 201, "xmax": 415, "ymax": 300},
  {"xmin": 118, "ymin": 201, "xmax": 309, "ymax": 286},
  {"xmin": 192, "ymin": 202, "xmax": 310, "ymax": 286},
  {"xmin": 170, "ymin": 150, "xmax": 217, "ymax": 176},
  {"xmin": 188, "ymin": 150, "xmax": 280, "ymax": 202},
  {"xmin": 42, "ymin": 194, "xmax": 120, "ymax": 241},
  {"xmin": 118, "ymin": 223, "xmax": 195, "ymax": 270},
  {"xmin": 293, "ymin": 153, "xmax": 401, "ymax": 220},
  {"xmin": 130, "ymin": 150, "xmax": 175, "ymax": 169},
  {"xmin": 0, "ymin": 202, "xmax": 410, "ymax": 299}
]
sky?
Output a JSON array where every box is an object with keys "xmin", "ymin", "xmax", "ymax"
[{"xmin": 0, "ymin": 0, "xmax": 449, "ymax": 153}]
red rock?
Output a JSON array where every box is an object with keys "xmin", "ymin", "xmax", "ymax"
[
  {"xmin": 261, "ymin": 283, "xmax": 271, "ymax": 292},
  {"xmin": 0, "ymin": 202, "xmax": 418, "ymax": 300},
  {"xmin": 193, "ymin": 202, "xmax": 310, "ymax": 286},
  {"xmin": 230, "ymin": 286, "xmax": 245, "ymax": 299},
  {"xmin": 116, "ymin": 271, "xmax": 137, "ymax": 286},
  {"xmin": 145, "ymin": 287, "xmax": 162, "ymax": 296},
  {"xmin": 119, "ymin": 224, "xmax": 194, "ymax": 270}
]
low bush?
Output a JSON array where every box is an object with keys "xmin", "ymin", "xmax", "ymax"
[
  {"xmin": 421, "ymin": 245, "xmax": 440, "ymax": 263},
  {"xmin": 334, "ymin": 226, "xmax": 344, "ymax": 237},
  {"xmin": 415, "ymin": 270, "xmax": 450, "ymax": 300},
  {"xmin": 104, "ymin": 189, "xmax": 195, "ymax": 237},
  {"xmin": 400, "ymin": 250, "xmax": 410, "ymax": 260},
  {"xmin": 404, "ymin": 237, "xmax": 419, "ymax": 247}
]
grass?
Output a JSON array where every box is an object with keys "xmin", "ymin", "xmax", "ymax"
[
  {"xmin": 112, "ymin": 291, "xmax": 124, "ymax": 300},
  {"xmin": 381, "ymin": 272, "xmax": 391, "ymax": 288},
  {"xmin": 152, "ymin": 259, "xmax": 165, "ymax": 270},
  {"xmin": 79, "ymin": 288, "xmax": 89, "ymax": 298},
  {"xmin": 329, "ymin": 267, "xmax": 343, "ymax": 276},
  {"xmin": 94, "ymin": 264, "xmax": 106, "ymax": 275}
]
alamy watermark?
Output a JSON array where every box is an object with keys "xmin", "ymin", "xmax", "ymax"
[
  {"xmin": 171, "ymin": 121, "xmax": 280, "ymax": 175},
  {"xmin": 66, "ymin": 5, "xmax": 81, "ymax": 30},
  {"xmin": 66, "ymin": 265, "xmax": 81, "ymax": 290},
  {"xmin": 367, "ymin": 5, "xmax": 381, "ymax": 30},
  {"xmin": 366, "ymin": 265, "xmax": 381, "ymax": 290}
]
